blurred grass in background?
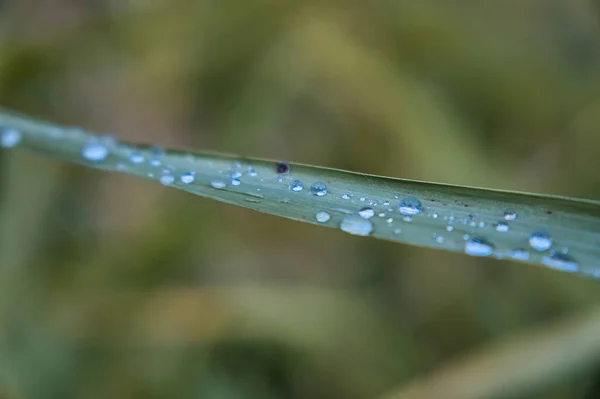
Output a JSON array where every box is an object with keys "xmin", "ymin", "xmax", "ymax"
[{"xmin": 1, "ymin": 1, "xmax": 600, "ymax": 398}]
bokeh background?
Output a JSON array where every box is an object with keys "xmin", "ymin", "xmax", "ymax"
[{"xmin": 2, "ymin": 1, "xmax": 600, "ymax": 398}]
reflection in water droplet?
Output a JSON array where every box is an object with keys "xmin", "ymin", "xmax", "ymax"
[
  {"xmin": 180, "ymin": 172, "xmax": 195, "ymax": 184},
  {"xmin": 160, "ymin": 174, "xmax": 175, "ymax": 186},
  {"xmin": 81, "ymin": 142, "xmax": 108, "ymax": 162},
  {"xmin": 340, "ymin": 215, "xmax": 373, "ymax": 236},
  {"xmin": 1, "ymin": 128, "xmax": 22, "ymax": 148},
  {"xmin": 541, "ymin": 252, "xmax": 579, "ymax": 272},
  {"xmin": 311, "ymin": 181, "xmax": 328, "ymax": 197},
  {"xmin": 210, "ymin": 180, "xmax": 226, "ymax": 189},
  {"xmin": 358, "ymin": 207, "xmax": 375, "ymax": 219},
  {"xmin": 509, "ymin": 249, "xmax": 530, "ymax": 261},
  {"xmin": 316, "ymin": 211, "xmax": 331, "ymax": 223},
  {"xmin": 496, "ymin": 222, "xmax": 509, "ymax": 232},
  {"xmin": 129, "ymin": 152, "xmax": 145, "ymax": 164},
  {"xmin": 398, "ymin": 197, "xmax": 423, "ymax": 216},
  {"xmin": 504, "ymin": 209, "xmax": 517, "ymax": 221},
  {"xmin": 289, "ymin": 180, "xmax": 304, "ymax": 192},
  {"xmin": 465, "ymin": 237, "xmax": 495, "ymax": 257},
  {"xmin": 529, "ymin": 231, "xmax": 552, "ymax": 251}
]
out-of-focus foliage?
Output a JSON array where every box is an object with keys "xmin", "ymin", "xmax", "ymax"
[{"xmin": 1, "ymin": 1, "xmax": 600, "ymax": 398}]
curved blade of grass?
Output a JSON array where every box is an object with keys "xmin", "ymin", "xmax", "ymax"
[{"xmin": 2, "ymin": 109, "xmax": 600, "ymax": 279}]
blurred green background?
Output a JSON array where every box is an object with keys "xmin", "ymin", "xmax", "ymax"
[{"xmin": 2, "ymin": 1, "xmax": 600, "ymax": 398}]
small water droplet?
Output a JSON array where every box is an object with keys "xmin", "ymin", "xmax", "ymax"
[
  {"xmin": 509, "ymin": 249, "xmax": 530, "ymax": 261},
  {"xmin": 316, "ymin": 211, "xmax": 331, "ymax": 223},
  {"xmin": 465, "ymin": 237, "xmax": 495, "ymax": 257},
  {"xmin": 394, "ymin": 194, "xmax": 400, "ymax": 199},
  {"xmin": 358, "ymin": 207, "xmax": 375, "ymax": 219},
  {"xmin": 378, "ymin": 213, "xmax": 386, "ymax": 218},
  {"xmin": 463, "ymin": 234, "xmax": 470, "ymax": 240},
  {"xmin": 210, "ymin": 180, "xmax": 226, "ymax": 189},
  {"xmin": 340, "ymin": 215, "xmax": 373, "ymax": 236},
  {"xmin": 432, "ymin": 213, "xmax": 438, "ymax": 219},
  {"xmin": 276, "ymin": 176, "xmax": 284, "ymax": 183},
  {"xmin": 160, "ymin": 174, "xmax": 175, "ymax": 186},
  {"xmin": 496, "ymin": 221, "xmax": 509, "ymax": 232},
  {"xmin": 81, "ymin": 142, "xmax": 108, "ymax": 162},
  {"xmin": 386, "ymin": 218, "xmax": 394, "ymax": 224},
  {"xmin": 383, "ymin": 201, "xmax": 390, "ymax": 206},
  {"xmin": 129, "ymin": 152, "xmax": 145, "ymax": 164},
  {"xmin": 276, "ymin": 161, "xmax": 290, "ymax": 174},
  {"xmin": 402, "ymin": 216, "xmax": 413, "ymax": 223},
  {"xmin": 232, "ymin": 179, "xmax": 241, "ymax": 186},
  {"xmin": 529, "ymin": 231, "xmax": 552, "ymax": 251},
  {"xmin": 1, "ymin": 128, "xmax": 22, "ymax": 148},
  {"xmin": 541, "ymin": 251, "xmax": 579, "ymax": 272},
  {"xmin": 248, "ymin": 168, "xmax": 258, "ymax": 177},
  {"xmin": 180, "ymin": 172, "xmax": 195, "ymax": 184},
  {"xmin": 504, "ymin": 209, "xmax": 517, "ymax": 221},
  {"xmin": 360, "ymin": 197, "xmax": 367, "ymax": 202},
  {"xmin": 310, "ymin": 181, "xmax": 328, "ymax": 197},
  {"xmin": 436, "ymin": 236, "xmax": 445, "ymax": 244},
  {"xmin": 398, "ymin": 197, "xmax": 423, "ymax": 216},
  {"xmin": 289, "ymin": 180, "xmax": 304, "ymax": 192},
  {"xmin": 446, "ymin": 225, "xmax": 454, "ymax": 232},
  {"xmin": 342, "ymin": 194, "xmax": 351, "ymax": 200},
  {"xmin": 394, "ymin": 228, "xmax": 401, "ymax": 234},
  {"xmin": 150, "ymin": 159, "xmax": 162, "ymax": 167},
  {"xmin": 231, "ymin": 171, "xmax": 242, "ymax": 179}
]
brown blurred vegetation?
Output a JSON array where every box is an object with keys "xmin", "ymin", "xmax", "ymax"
[{"xmin": 1, "ymin": 1, "xmax": 600, "ymax": 398}]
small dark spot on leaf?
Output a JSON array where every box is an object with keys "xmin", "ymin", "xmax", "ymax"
[{"xmin": 276, "ymin": 162, "xmax": 290, "ymax": 174}]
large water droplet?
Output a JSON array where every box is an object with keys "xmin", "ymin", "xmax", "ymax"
[
  {"xmin": 504, "ymin": 209, "xmax": 517, "ymax": 221},
  {"xmin": 159, "ymin": 174, "xmax": 174, "ymax": 186},
  {"xmin": 81, "ymin": 142, "xmax": 108, "ymax": 162},
  {"xmin": 358, "ymin": 207, "xmax": 375, "ymax": 219},
  {"xmin": 1, "ymin": 128, "xmax": 22, "ymax": 148},
  {"xmin": 180, "ymin": 172, "xmax": 195, "ymax": 184},
  {"xmin": 496, "ymin": 221, "xmax": 509, "ymax": 232},
  {"xmin": 340, "ymin": 215, "xmax": 373, "ymax": 236},
  {"xmin": 210, "ymin": 180, "xmax": 226, "ymax": 189},
  {"xmin": 398, "ymin": 197, "xmax": 423, "ymax": 216},
  {"xmin": 529, "ymin": 231, "xmax": 552, "ymax": 251},
  {"xmin": 316, "ymin": 211, "xmax": 331, "ymax": 223},
  {"xmin": 465, "ymin": 237, "xmax": 495, "ymax": 257},
  {"xmin": 541, "ymin": 252, "xmax": 579, "ymax": 273},
  {"xmin": 310, "ymin": 181, "xmax": 328, "ymax": 197},
  {"xmin": 289, "ymin": 180, "xmax": 304, "ymax": 192}
]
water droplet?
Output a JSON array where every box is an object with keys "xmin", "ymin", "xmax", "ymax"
[
  {"xmin": 398, "ymin": 197, "xmax": 423, "ymax": 216},
  {"xmin": 394, "ymin": 194, "xmax": 400, "ymax": 199},
  {"xmin": 276, "ymin": 161, "xmax": 290, "ymax": 174},
  {"xmin": 310, "ymin": 181, "xmax": 328, "ymax": 197},
  {"xmin": 1, "ymin": 128, "xmax": 22, "ymax": 148},
  {"xmin": 316, "ymin": 211, "xmax": 331, "ymax": 223},
  {"xmin": 180, "ymin": 172, "xmax": 195, "ymax": 184},
  {"xmin": 383, "ymin": 201, "xmax": 390, "ymax": 206},
  {"xmin": 541, "ymin": 252, "xmax": 579, "ymax": 272},
  {"xmin": 210, "ymin": 180, "xmax": 226, "ymax": 189},
  {"xmin": 360, "ymin": 197, "xmax": 367, "ymax": 202},
  {"xmin": 436, "ymin": 236, "xmax": 445, "ymax": 244},
  {"xmin": 129, "ymin": 152, "xmax": 145, "ymax": 164},
  {"xmin": 402, "ymin": 216, "xmax": 413, "ymax": 223},
  {"xmin": 231, "ymin": 179, "xmax": 241, "ymax": 186},
  {"xmin": 463, "ymin": 234, "xmax": 470, "ymax": 240},
  {"xmin": 81, "ymin": 142, "xmax": 108, "ymax": 162},
  {"xmin": 432, "ymin": 213, "xmax": 438, "ymax": 219},
  {"xmin": 465, "ymin": 237, "xmax": 495, "ymax": 257},
  {"xmin": 529, "ymin": 231, "xmax": 552, "ymax": 251},
  {"xmin": 231, "ymin": 171, "xmax": 242, "ymax": 179},
  {"xmin": 342, "ymin": 194, "xmax": 351, "ymax": 200},
  {"xmin": 386, "ymin": 218, "xmax": 394, "ymax": 224},
  {"xmin": 378, "ymin": 213, "xmax": 386, "ymax": 218},
  {"xmin": 160, "ymin": 174, "xmax": 174, "ymax": 186},
  {"xmin": 496, "ymin": 221, "xmax": 509, "ymax": 232},
  {"xmin": 509, "ymin": 249, "xmax": 530, "ymax": 261},
  {"xmin": 504, "ymin": 209, "xmax": 517, "ymax": 221},
  {"xmin": 248, "ymin": 168, "xmax": 258, "ymax": 177},
  {"xmin": 394, "ymin": 228, "xmax": 401, "ymax": 234},
  {"xmin": 446, "ymin": 225, "xmax": 454, "ymax": 232},
  {"xmin": 340, "ymin": 215, "xmax": 373, "ymax": 236},
  {"xmin": 289, "ymin": 180, "xmax": 304, "ymax": 192},
  {"xmin": 150, "ymin": 159, "xmax": 161, "ymax": 167},
  {"xmin": 358, "ymin": 207, "xmax": 375, "ymax": 219},
  {"xmin": 276, "ymin": 176, "xmax": 284, "ymax": 183}
]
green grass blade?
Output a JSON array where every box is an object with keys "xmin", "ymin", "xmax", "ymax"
[{"xmin": 2, "ymin": 109, "xmax": 600, "ymax": 279}]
